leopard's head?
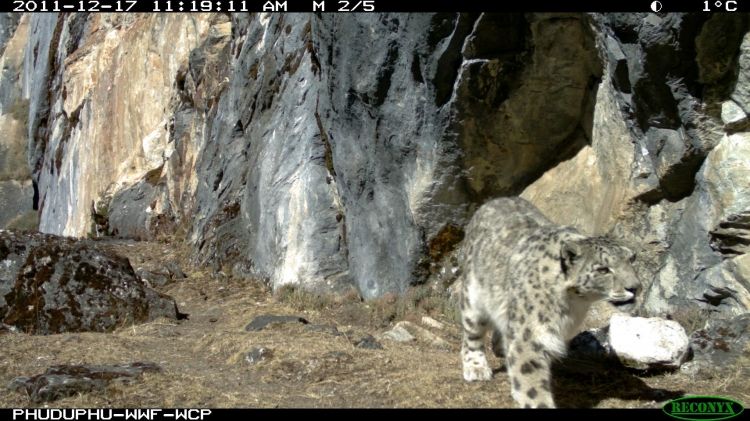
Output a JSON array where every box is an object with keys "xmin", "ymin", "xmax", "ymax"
[{"xmin": 560, "ymin": 236, "xmax": 640, "ymax": 310}]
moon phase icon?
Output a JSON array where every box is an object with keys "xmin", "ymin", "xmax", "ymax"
[{"xmin": 650, "ymin": 1, "xmax": 663, "ymax": 12}]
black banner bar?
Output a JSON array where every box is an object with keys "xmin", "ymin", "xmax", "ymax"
[
  {"xmin": 0, "ymin": 408, "xmax": 669, "ymax": 421},
  {"xmin": 2, "ymin": 0, "xmax": 748, "ymax": 13}
]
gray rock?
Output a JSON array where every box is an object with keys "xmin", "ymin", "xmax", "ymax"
[
  {"xmin": 304, "ymin": 324, "xmax": 342, "ymax": 336},
  {"xmin": 710, "ymin": 210, "xmax": 750, "ymax": 256},
  {"xmin": 381, "ymin": 320, "xmax": 452, "ymax": 349},
  {"xmin": 353, "ymin": 334, "xmax": 383, "ymax": 350},
  {"xmin": 679, "ymin": 360, "xmax": 716, "ymax": 379},
  {"xmin": 244, "ymin": 347, "xmax": 273, "ymax": 364},
  {"xmin": 644, "ymin": 131, "xmax": 750, "ymax": 317},
  {"xmin": 730, "ymin": 31, "xmax": 750, "ymax": 113},
  {"xmin": 244, "ymin": 315, "xmax": 309, "ymax": 332},
  {"xmin": 0, "ymin": 230, "xmax": 180, "ymax": 334},
  {"xmin": 8, "ymin": 362, "xmax": 162, "ymax": 403},
  {"xmin": 382, "ymin": 325, "xmax": 415, "ymax": 343},
  {"xmin": 134, "ymin": 261, "xmax": 187, "ymax": 288},
  {"xmin": 0, "ymin": 14, "xmax": 20, "ymax": 56},
  {"xmin": 609, "ymin": 314, "xmax": 690, "ymax": 370},
  {"xmin": 187, "ymin": 13, "xmax": 605, "ymax": 298},
  {"xmin": 568, "ymin": 328, "xmax": 613, "ymax": 361},
  {"xmin": 321, "ymin": 351, "xmax": 353, "ymax": 364},
  {"xmin": 107, "ymin": 175, "xmax": 174, "ymax": 241},
  {"xmin": 135, "ymin": 268, "xmax": 172, "ymax": 288},
  {"xmin": 689, "ymin": 314, "xmax": 750, "ymax": 369},
  {"xmin": 525, "ymin": 13, "xmax": 750, "ymax": 320},
  {"xmin": 165, "ymin": 261, "xmax": 187, "ymax": 280},
  {"xmin": 721, "ymin": 100, "xmax": 748, "ymax": 129},
  {"xmin": 0, "ymin": 323, "xmax": 17, "ymax": 334}
]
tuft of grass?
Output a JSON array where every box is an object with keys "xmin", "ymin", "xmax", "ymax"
[
  {"xmin": 367, "ymin": 285, "xmax": 460, "ymax": 327},
  {"xmin": 274, "ymin": 284, "xmax": 360, "ymax": 312},
  {"xmin": 273, "ymin": 283, "xmax": 460, "ymax": 328},
  {"xmin": 666, "ymin": 306, "xmax": 715, "ymax": 335}
]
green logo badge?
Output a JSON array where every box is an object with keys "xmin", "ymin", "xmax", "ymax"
[{"xmin": 664, "ymin": 396, "xmax": 745, "ymax": 421}]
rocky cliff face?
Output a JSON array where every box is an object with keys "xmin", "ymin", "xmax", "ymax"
[
  {"xmin": 1, "ymin": 12, "xmax": 748, "ymax": 317},
  {"xmin": 523, "ymin": 13, "xmax": 750, "ymax": 317},
  {"xmin": 0, "ymin": 14, "xmax": 35, "ymax": 231}
]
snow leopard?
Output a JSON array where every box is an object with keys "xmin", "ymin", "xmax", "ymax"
[{"xmin": 458, "ymin": 197, "xmax": 640, "ymax": 408}]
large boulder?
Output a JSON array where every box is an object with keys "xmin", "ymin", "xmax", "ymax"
[
  {"xmin": 609, "ymin": 314, "xmax": 690, "ymax": 370},
  {"xmin": 8, "ymin": 362, "xmax": 162, "ymax": 403},
  {"xmin": 0, "ymin": 230, "xmax": 180, "ymax": 334}
]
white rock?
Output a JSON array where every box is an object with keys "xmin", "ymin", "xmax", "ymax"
[
  {"xmin": 609, "ymin": 314, "xmax": 690, "ymax": 369},
  {"xmin": 420, "ymin": 316, "xmax": 445, "ymax": 330},
  {"xmin": 382, "ymin": 325, "xmax": 415, "ymax": 343},
  {"xmin": 393, "ymin": 321, "xmax": 450, "ymax": 349},
  {"xmin": 721, "ymin": 100, "xmax": 747, "ymax": 126}
]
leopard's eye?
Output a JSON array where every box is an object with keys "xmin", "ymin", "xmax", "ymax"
[{"xmin": 595, "ymin": 266, "xmax": 611, "ymax": 274}]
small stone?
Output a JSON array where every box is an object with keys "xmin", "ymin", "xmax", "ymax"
[
  {"xmin": 244, "ymin": 315, "xmax": 309, "ymax": 331},
  {"xmin": 354, "ymin": 334, "xmax": 383, "ymax": 350},
  {"xmin": 721, "ymin": 100, "xmax": 748, "ymax": 128},
  {"xmin": 135, "ymin": 268, "xmax": 171, "ymax": 288},
  {"xmin": 245, "ymin": 347, "xmax": 273, "ymax": 364},
  {"xmin": 0, "ymin": 323, "xmax": 17, "ymax": 334},
  {"xmin": 382, "ymin": 325, "xmax": 415, "ymax": 343},
  {"xmin": 421, "ymin": 316, "xmax": 445, "ymax": 330},
  {"xmin": 323, "ymin": 351, "xmax": 353, "ymax": 363},
  {"xmin": 208, "ymin": 317, "xmax": 218, "ymax": 323},
  {"xmin": 609, "ymin": 314, "xmax": 689, "ymax": 370},
  {"xmin": 393, "ymin": 321, "xmax": 451, "ymax": 349},
  {"xmin": 568, "ymin": 328, "xmax": 612, "ymax": 360},
  {"xmin": 680, "ymin": 360, "xmax": 716, "ymax": 380},
  {"xmin": 165, "ymin": 261, "xmax": 187, "ymax": 280},
  {"xmin": 304, "ymin": 324, "xmax": 342, "ymax": 336}
]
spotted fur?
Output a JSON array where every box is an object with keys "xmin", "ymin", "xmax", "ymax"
[{"xmin": 458, "ymin": 197, "xmax": 640, "ymax": 408}]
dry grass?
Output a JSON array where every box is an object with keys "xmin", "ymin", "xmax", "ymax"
[
  {"xmin": 274, "ymin": 282, "xmax": 460, "ymax": 330},
  {"xmin": 0, "ymin": 239, "xmax": 747, "ymax": 408},
  {"xmin": 666, "ymin": 307, "xmax": 715, "ymax": 335}
]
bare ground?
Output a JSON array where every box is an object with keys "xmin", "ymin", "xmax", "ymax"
[{"xmin": 1, "ymin": 239, "xmax": 748, "ymax": 408}]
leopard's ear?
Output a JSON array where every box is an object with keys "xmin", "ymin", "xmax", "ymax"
[{"xmin": 560, "ymin": 240, "xmax": 582, "ymax": 275}]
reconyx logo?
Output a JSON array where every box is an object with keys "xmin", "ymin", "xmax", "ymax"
[{"xmin": 664, "ymin": 396, "xmax": 745, "ymax": 421}]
